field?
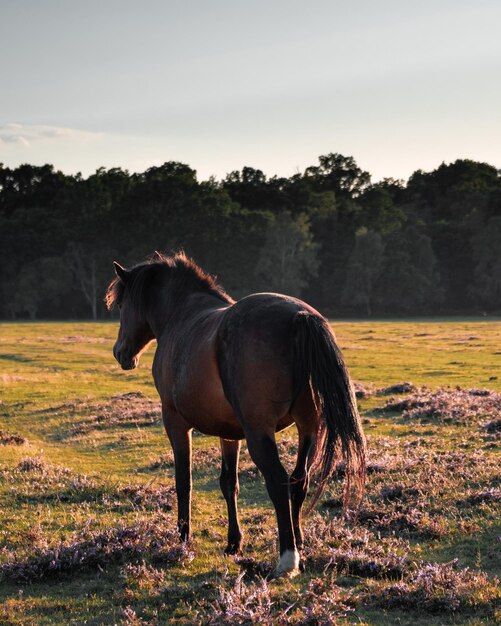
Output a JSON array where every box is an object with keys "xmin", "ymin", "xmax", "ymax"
[{"xmin": 0, "ymin": 320, "xmax": 500, "ymax": 625}]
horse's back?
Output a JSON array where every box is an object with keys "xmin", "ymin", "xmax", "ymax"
[
  {"xmin": 217, "ymin": 292, "xmax": 321, "ymax": 430},
  {"xmin": 222, "ymin": 292, "xmax": 320, "ymax": 336},
  {"xmin": 220, "ymin": 292, "xmax": 321, "ymax": 346}
]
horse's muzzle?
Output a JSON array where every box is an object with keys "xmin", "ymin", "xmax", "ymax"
[
  {"xmin": 120, "ymin": 355, "xmax": 138, "ymax": 370},
  {"xmin": 113, "ymin": 345, "xmax": 138, "ymax": 370}
]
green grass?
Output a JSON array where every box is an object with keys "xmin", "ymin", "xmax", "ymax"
[{"xmin": 0, "ymin": 320, "xmax": 500, "ymax": 625}]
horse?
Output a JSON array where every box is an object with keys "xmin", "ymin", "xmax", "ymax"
[{"xmin": 105, "ymin": 251, "xmax": 366, "ymax": 577}]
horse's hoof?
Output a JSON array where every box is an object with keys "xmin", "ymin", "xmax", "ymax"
[
  {"xmin": 272, "ymin": 566, "xmax": 300, "ymax": 579},
  {"xmin": 272, "ymin": 549, "xmax": 300, "ymax": 578},
  {"xmin": 224, "ymin": 544, "xmax": 242, "ymax": 556}
]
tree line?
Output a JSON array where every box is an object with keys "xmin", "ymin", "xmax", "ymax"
[{"xmin": 1, "ymin": 153, "xmax": 500, "ymax": 319}]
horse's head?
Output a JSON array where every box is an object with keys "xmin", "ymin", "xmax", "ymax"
[{"xmin": 108, "ymin": 262, "xmax": 155, "ymax": 370}]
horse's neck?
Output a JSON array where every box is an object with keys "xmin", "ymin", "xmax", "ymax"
[{"xmin": 148, "ymin": 288, "xmax": 228, "ymax": 340}]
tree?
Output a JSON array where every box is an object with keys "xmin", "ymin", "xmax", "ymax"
[
  {"xmin": 7, "ymin": 257, "xmax": 73, "ymax": 319},
  {"xmin": 255, "ymin": 212, "xmax": 319, "ymax": 297},
  {"xmin": 406, "ymin": 159, "xmax": 500, "ymax": 223},
  {"xmin": 375, "ymin": 227, "xmax": 443, "ymax": 315},
  {"xmin": 66, "ymin": 242, "xmax": 102, "ymax": 320},
  {"xmin": 222, "ymin": 167, "xmax": 290, "ymax": 214},
  {"xmin": 359, "ymin": 184, "xmax": 405, "ymax": 235},
  {"xmin": 8, "ymin": 264, "xmax": 40, "ymax": 319},
  {"xmin": 342, "ymin": 229, "xmax": 384, "ymax": 316},
  {"xmin": 1, "ymin": 155, "xmax": 500, "ymax": 319},
  {"xmin": 469, "ymin": 217, "xmax": 501, "ymax": 310},
  {"xmin": 304, "ymin": 153, "xmax": 371, "ymax": 198}
]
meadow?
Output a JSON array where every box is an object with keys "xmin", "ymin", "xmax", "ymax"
[{"xmin": 0, "ymin": 320, "xmax": 500, "ymax": 625}]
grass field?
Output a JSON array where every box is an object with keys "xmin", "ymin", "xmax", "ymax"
[{"xmin": 0, "ymin": 320, "xmax": 500, "ymax": 625}]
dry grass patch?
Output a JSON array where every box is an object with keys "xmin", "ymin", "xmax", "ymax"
[
  {"xmin": 0, "ymin": 513, "xmax": 192, "ymax": 583},
  {"xmin": 69, "ymin": 392, "xmax": 161, "ymax": 436},
  {"xmin": 379, "ymin": 386, "xmax": 501, "ymax": 424},
  {"xmin": 190, "ymin": 571, "xmax": 352, "ymax": 626},
  {"xmin": 366, "ymin": 561, "xmax": 500, "ymax": 614},
  {"xmin": 1, "ymin": 457, "xmax": 174, "ymax": 511},
  {"xmin": 0, "ymin": 430, "xmax": 28, "ymax": 446}
]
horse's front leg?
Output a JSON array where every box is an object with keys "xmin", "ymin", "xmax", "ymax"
[
  {"xmin": 219, "ymin": 438, "xmax": 242, "ymax": 554},
  {"xmin": 163, "ymin": 411, "xmax": 193, "ymax": 541}
]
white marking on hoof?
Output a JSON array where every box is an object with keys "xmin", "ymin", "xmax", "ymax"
[{"xmin": 274, "ymin": 549, "xmax": 300, "ymax": 578}]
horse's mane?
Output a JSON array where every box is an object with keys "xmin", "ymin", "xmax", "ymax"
[{"xmin": 105, "ymin": 251, "xmax": 233, "ymax": 311}]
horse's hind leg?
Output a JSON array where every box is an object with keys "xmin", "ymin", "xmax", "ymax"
[
  {"xmin": 290, "ymin": 390, "xmax": 320, "ymax": 551},
  {"xmin": 219, "ymin": 438, "xmax": 242, "ymax": 555},
  {"xmin": 290, "ymin": 429, "xmax": 316, "ymax": 551},
  {"xmin": 245, "ymin": 430, "xmax": 300, "ymax": 577}
]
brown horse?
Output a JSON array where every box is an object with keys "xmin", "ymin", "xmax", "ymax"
[{"xmin": 105, "ymin": 252, "xmax": 365, "ymax": 577}]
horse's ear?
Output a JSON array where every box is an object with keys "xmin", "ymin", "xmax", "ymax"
[{"xmin": 113, "ymin": 261, "xmax": 128, "ymax": 282}]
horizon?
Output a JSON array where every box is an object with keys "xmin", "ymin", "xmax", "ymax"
[{"xmin": 2, "ymin": 151, "xmax": 499, "ymax": 186}]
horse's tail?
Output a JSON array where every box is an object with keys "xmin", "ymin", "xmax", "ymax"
[{"xmin": 293, "ymin": 311, "xmax": 366, "ymax": 514}]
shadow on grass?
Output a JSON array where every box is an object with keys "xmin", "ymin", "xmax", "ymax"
[
  {"xmin": 195, "ymin": 471, "xmax": 270, "ymax": 510},
  {"xmin": 0, "ymin": 565, "xmax": 157, "ymax": 625},
  {"xmin": 0, "ymin": 353, "xmax": 33, "ymax": 363},
  {"xmin": 0, "ymin": 554, "xmax": 243, "ymax": 625},
  {"xmin": 423, "ymin": 523, "xmax": 501, "ymax": 577}
]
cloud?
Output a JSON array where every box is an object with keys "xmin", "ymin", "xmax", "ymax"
[{"xmin": 0, "ymin": 123, "xmax": 104, "ymax": 147}]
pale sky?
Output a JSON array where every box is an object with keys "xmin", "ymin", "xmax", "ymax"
[{"xmin": 1, "ymin": 0, "xmax": 500, "ymax": 182}]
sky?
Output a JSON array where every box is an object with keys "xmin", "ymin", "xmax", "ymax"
[{"xmin": 1, "ymin": 0, "xmax": 500, "ymax": 182}]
